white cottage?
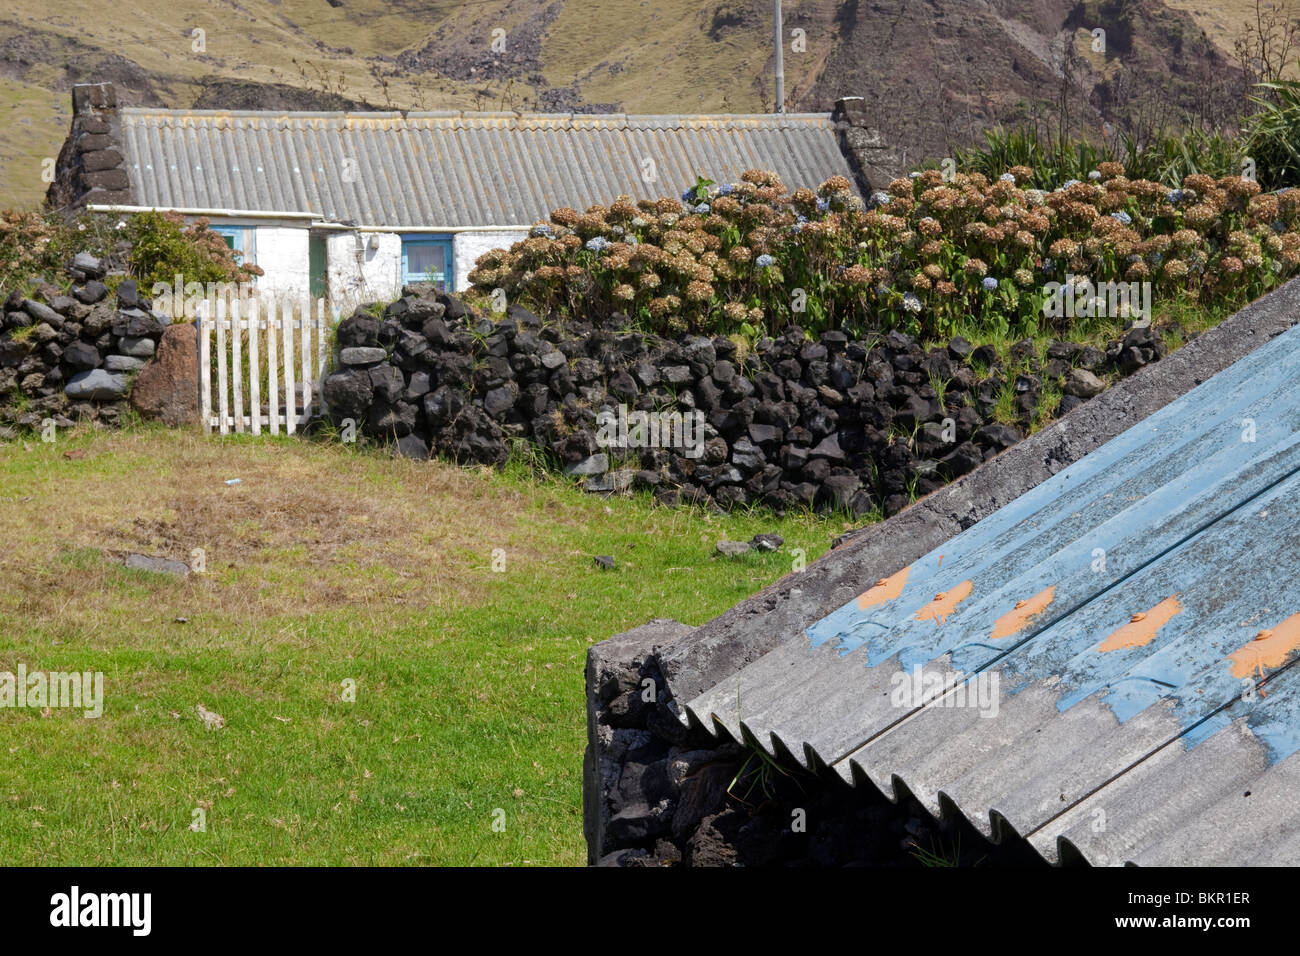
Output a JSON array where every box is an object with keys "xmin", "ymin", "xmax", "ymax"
[{"xmin": 50, "ymin": 82, "xmax": 881, "ymax": 309}]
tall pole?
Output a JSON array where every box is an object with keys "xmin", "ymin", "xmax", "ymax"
[{"xmin": 773, "ymin": 0, "xmax": 785, "ymax": 113}]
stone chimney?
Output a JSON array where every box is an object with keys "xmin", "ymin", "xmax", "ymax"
[
  {"xmin": 832, "ymin": 96, "xmax": 906, "ymax": 194},
  {"xmin": 45, "ymin": 82, "xmax": 134, "ymax": 213}
]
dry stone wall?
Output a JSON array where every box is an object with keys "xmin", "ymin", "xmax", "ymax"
[
  {"xmin": 0, "ymin": 254, "xmax": 175, "ymax": 436},
  {"xmin": 323, "ymin": 285, "xmax": 1172, "ymax": 518}
]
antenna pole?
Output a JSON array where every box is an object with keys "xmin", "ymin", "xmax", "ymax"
[{"xmin": 774, "ymin": 0, "xmax": 785, "ymax": 113}]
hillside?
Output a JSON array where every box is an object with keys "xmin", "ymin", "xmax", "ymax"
[{"xmin": 0, "ymin": 0, "xmax": 1294, "ymax": 208}]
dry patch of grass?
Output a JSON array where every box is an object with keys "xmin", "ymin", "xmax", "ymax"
[{"xmin": 0, "ymin": 427, "xmax": 545, "ymax": 633}]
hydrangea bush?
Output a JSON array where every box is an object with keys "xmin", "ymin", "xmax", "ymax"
[{"xmin": 469, "ymin": 166, "xmax": 1300, "ymax": 343}]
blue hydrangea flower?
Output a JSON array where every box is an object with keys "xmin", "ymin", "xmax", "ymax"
[
  {"xmin": 816, "ymin": 198, "xmax": 830, "ymax": 213},
  {"xmin": 870, "ymin": 191, "xmax": 890, "ymax": 207},
  {"xmin": 982, "ymin": 277, "xmax": 999, "ymax": 291},
  {"xmin": 530, "ymin": 224, "xmax": 552, "ymax": 237},
  {"xmin": 585, "ymin": 236, "xmax": 609, "ymax": 253},
  {"xmin": 1041, "ymin": 257, "xmax": 1055, "ymax": 274},
  {"xmin": 902, "ymin": 292, "xmax": 922, "ymax": 314},
  {"xmin": 1088, "ymin": 170, "xmax": 1102, "ymax": 180},
  {"xmin": 626, "ymin": 236, "xmax": 638, "ymax": 245},
  {"xmin": 1167, "ymin": 189, "xmax": 1184, "ymax": 204},
  {"xmin": 681, "ymin": 189, "xmax": 694, "ymax": 202},
  {"xmin": 756, "ymin": 254, "xmax": 775, "ymax": 268},
  {"xmin": 909, "ymin": 171, "xmax": 921, "ymax": 179},
  {"xmin": 1271, "ymin": 220, "xmax": 1286, "ymax": 233},
  {"xmin": 695, "ymin": 203, "xmax": 711, "ymax": 214},
  {"xmin": 1062, "ymin": 179, "xmax": 1081, "ymax": 189},
  {"xmin": 1111, "ymin": 211, "xmax": 1132, "ymax": 225},
  {"xmin": 1000, "ymin": 172, "xmax": 1016, "ymax": 183},
  {"xmin": 718, "ymin": 183, "xmax": 734, "ymax": 195}
]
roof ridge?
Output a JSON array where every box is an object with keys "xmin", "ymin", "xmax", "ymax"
[{"xmin": 119, "ymin": 107, "xmax": 834, "ymax": 126}]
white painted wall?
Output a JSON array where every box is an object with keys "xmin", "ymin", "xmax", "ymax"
[
  {"xmin": 249, "ymin": 226, "xmax": 311, "ymax": 301},
  {"xmin": 326, "ymin": 231, "xmax": 403, "ymax": 310},
  {"xmin": 191, "ymin": 224, "xmax": 531, "ymax": 311},
  {"xmin": 190, "ymin": 219, "xmax": 312, "ymax": 304},
  {"xmin": 453, "ymin": 230, "xmax": 527, "ymax": 291}
]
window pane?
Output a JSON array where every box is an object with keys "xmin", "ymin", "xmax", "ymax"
[{"xmin": 406, "ymin": 242, "xmax": 445, "ymax": 276}]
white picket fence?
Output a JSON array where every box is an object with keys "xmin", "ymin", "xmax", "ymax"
[{"xmin": 197, "ymin": 297, "xmax": 335, "ymax": 435}]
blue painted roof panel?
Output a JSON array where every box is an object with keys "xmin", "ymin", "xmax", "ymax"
[{"xmin": 685, "ymin": 321, "xmax": 1300, "ymax": 865}]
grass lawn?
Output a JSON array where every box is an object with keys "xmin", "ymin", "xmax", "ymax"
[{"xmin": 0, "ymin": 425, "xmax": 849, "ymax": 865}]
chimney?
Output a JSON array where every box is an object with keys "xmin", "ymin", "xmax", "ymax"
[
  {"xmin": 72, "ymin": 81, "xmax": 118, "ymax": 117},
  {"xmin": 832, "ymin": 96, "xmax": 906, "ymax": 194},
  {"xmin": 46, "ymin": 82, "xmax": 134, "ymax": 214}
]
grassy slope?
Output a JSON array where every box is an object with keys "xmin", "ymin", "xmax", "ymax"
[{"xmin": 0, "ymin": 425, "xmax": 848, "ymax": 865}]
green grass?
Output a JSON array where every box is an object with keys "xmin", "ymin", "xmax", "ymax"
[
  {"xmin": 935, "ymin": 292, "xmax": 1233, "ymax": 435},
  {"xmin": 0, "ymin": 425, "xmax": 852, "ymax": 865}
]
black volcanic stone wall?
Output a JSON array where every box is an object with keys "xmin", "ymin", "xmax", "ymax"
[
  {"xmin": 323, "ymin": 285, "xmax": 1171, "ymax": 517},
  {"xmin": 0, "ymin": 254, "xmax": 167, "ymax": 436}
]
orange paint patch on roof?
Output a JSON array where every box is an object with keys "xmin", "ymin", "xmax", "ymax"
[
  {"xmin": 1227, "ymin": 611, "xmax": 1300, "ymax": 679},
  {"xmin": 857, "ymin": 566, "xmax": 910, "ymax": 610},
  {"xmin": 1098, "ymin": 595, "xmax": 1183, "ymax": 652},
  {"xmin": 991, "ymin": 585, "xmax": 1056, "ymax": 640},
  {"xmin": 914, "ymin": 579, "xmax": 974, "ymax": 625}
]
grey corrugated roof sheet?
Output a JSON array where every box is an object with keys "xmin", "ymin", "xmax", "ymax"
[
  {"xmin": 115, "ymin": 108, "xmax": 856, "ymax": 228},
  {"xmin": 682, "ymin": 318, "xmax": 1300, "ymax": 866}
]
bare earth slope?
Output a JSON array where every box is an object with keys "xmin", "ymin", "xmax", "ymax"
[{"xmin": 0, "ymin": 0, "xmax": 1286, "ymax": 207}]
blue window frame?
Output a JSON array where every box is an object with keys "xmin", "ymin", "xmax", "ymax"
[
  {"xmin": 211, "ymin": 225, "xmax": 254, "ymax": 268},
  {"xmin": 401, "ymin": 235, "xmax": 453, "ymax": 291}
]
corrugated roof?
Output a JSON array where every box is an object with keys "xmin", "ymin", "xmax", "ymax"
[
  {"xmin": 684, "ymin": 321, "xmax": 1300, "ymax": 866},
  {"xmin": 115, "ymin": 108, "xmax": 856, "ymax": 228}
]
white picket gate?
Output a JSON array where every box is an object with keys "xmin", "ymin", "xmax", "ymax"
[{"xmin": 197, "ymin": 297, "xmax": 335, "ymax": 435}]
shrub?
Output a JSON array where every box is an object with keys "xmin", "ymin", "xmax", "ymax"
[
  {"xmin": 125, "ymin": 210, "xmax": 262, "ymax": 290},
  {"xmin": 949, "ymin": 125, "xmax": 1246, "ymax": 191},
  {"xmin": 0, "ymin": 208, "xmax": 262, "ymax": 298},
  {"xmin": 470, "ymin": 167, "xmax": 1300, "ymax": 343},
  {"xmin": 0, "ymin": 210, "xmax": 119, "ymax": 292},
  {"xmin": 1244, "ymin": 72, "xmax": 1300, "ymax": 191}
]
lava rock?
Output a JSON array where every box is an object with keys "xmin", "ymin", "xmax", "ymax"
[
  {"xmin": 715, "ymin": 540, "xmax": 751, "ymax": 557},
  {"xmin": 322, "ymin": 368, "xmax": 374, "ymax": 420},
  {"xmin": 340, "ymin": 346, "xmax": 387, "ymax": 366},
  {"xmin": 62, "ymin": 341, "xmax": 102, "ymax": 370},
  {"xmin": 64, "ymin": 368, "xmax": 128, "ymax": 400},
  {"xmin": 1063, "ymin": 368, "xmax": 1106, "ymax": 398}
]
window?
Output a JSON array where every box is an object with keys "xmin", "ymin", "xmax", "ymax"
[
  {"xmin": 401, "ymin": 235, "xmax": 453, "ymax": 291},
  {"xmin": 211, "ymin": 225, "xmax": 254, "ymax": 268}
]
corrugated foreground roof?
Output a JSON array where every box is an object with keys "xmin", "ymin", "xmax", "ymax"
[
  {"xmin": 684, "ymin": 321, "xmax": 1300, "ymax": 866},
  {"xmin": 115, "ymin": 108, "xmax": 855, "ymax": 228}
]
